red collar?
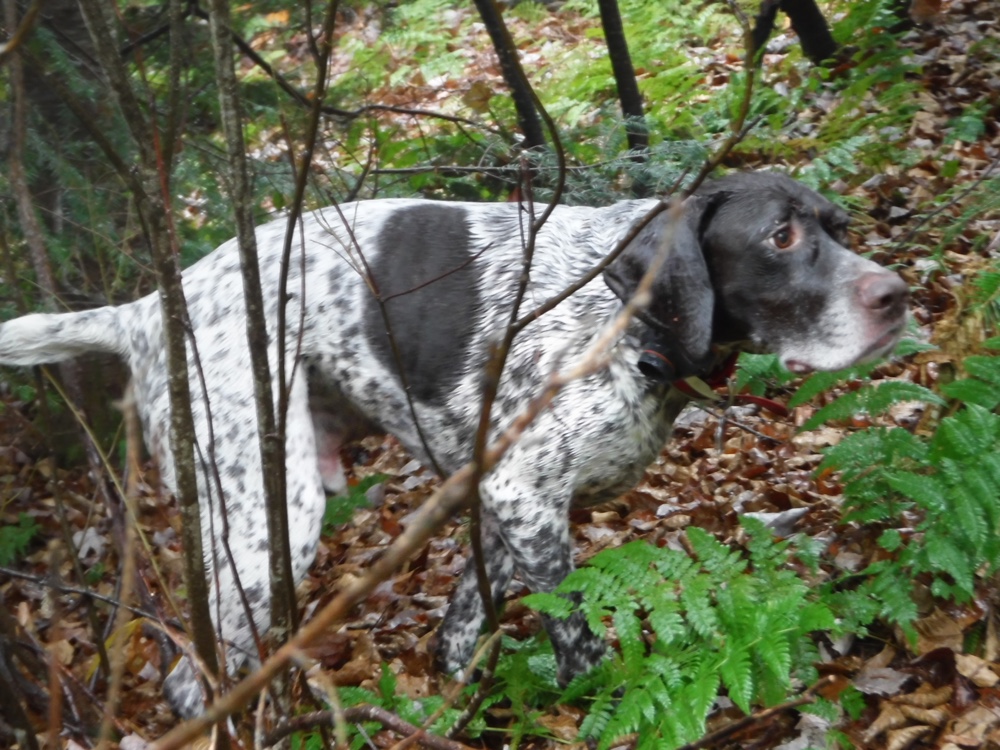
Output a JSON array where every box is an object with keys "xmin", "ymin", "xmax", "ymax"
[{"xmin": 640, "ymin": 349, "xmax": 789, "ymax": 417}]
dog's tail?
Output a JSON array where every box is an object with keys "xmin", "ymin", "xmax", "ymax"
[{"xmin": 0, "ymin": 307, "xmax": 127, "ymax": 366}]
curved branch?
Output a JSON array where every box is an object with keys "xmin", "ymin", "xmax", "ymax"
[
  {"xmin": 263, "ymin": 705, "xmax": 477, "ymax": 749},
  {"xmin": 0, "ymin": 0, "xmax": 42, "ymax": 65}
]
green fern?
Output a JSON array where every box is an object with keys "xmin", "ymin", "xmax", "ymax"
[
  {"xmin": 525, "ymin": 518, "xmax": 833, "ymax": 749},
  {"xmin": 0, "ymin": 514, "xmax": 39, "ymax": 566},
  {"xmin": 801, "ymin": 380, "xmax": 944, "ymax": 431},
  {"xmin": 821, "ymin": 351, "xmax": 1000, "ymax": 615}
]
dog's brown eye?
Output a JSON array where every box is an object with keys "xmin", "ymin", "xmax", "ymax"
[{"xmin": 770, "ymin": 225, "xmax": 795, "ymax": 250}]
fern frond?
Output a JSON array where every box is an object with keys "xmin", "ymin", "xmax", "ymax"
[
  {"xmin": 922, "ymin": 534, "xmax": 975, "ymax": 597},
  {"xmin": 680, "ymin": 576, "xmax": 719, "ymax": 638},
  {"xmin": 964, "ymin": 354, "xmax": 1000, "ymax": 384},
  {"xmin": 802, "ymin": 381, "xmax": 944, "ymax": 431},
  {"xmin": 788, "ymin": 361, "xmax": 876, "ymax": 408},
  {"xmin": 932, "ymin": 405, "xmax": 999, "ymax": 460},
  {"xmin": 613, "ymin": 603, "xmax": 645, "ymax": 672},
  {"xmin": 756, "ymin": 632, "xmax": 793, "ymax": 688},
  {"xmin": 579, "ymin": 691, "xmax": 614, "ymax": 741},
  {"xmin": 719, "ymin": 639, "xmax": 754, "ymax": 714},
  {"xmin": 521, "ymin": 591, "xmax": 575, "ymax": 619},
  {"xmin": 686, "ymin": 527, "xmax": 747, "ymax": 577},
  {"xmin": 644, "ymin": 589, "xmax": 685, "ymax": 647},
  {"xmin": 885, "ymin": 470, "xmax": 948, "ymax": 514},
  {"xmin": 943, "ymin": 377, "xmax": 1000, "ymax": 409}
]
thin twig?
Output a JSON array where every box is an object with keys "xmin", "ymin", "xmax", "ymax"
[
  {"xmin": 688, "ymin": 401, "xmax": 784, "ymax": 444},
  {"xmin": 263, "ymin": 705, "xmax": 477, "ymax": 749},
  {"xmin": 0, "ymin": 0, "xmax": 41, "ymax": 64},
  {"xmin": 442, "ymin": 633, "xmax": 502, "ymax": 738},
  {"xmin": 414, "ymin": 630, "xmax": 502, "ymax": 737}
]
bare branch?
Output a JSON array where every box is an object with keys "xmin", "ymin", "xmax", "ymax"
[
  {"xmin": 264, "ymin": 705, "xmax": 478, "ymax": 749},
  {"xmin": 0, "ymin": 0, "xmax": 41, "ymax": 65}
]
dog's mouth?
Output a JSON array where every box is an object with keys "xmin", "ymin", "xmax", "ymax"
[
  {"xmin": 858, "ymin": 323, "xmax": 905, "ymax": 363},
  {"xmin": 783, "ymin": 322, "xmax": 905, "ymax": 376}
]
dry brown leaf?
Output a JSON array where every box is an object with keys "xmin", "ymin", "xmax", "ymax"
[
  {"xmin": 899, "ymin": 704, "xmax": 949, "ymax": 726},
  {"xmin": 394, "ymin": 671, "xmax": 432, "ymax": 699},
  {"xmin": 946, "ymin": 704, "xmax": 1000, "ymax": 744},
  {"xmin": 49, "ymin": 638, "xmax": 74, "ymax": 666},
  {"xmin": 893, "ymin": 684, "xmax": 954, "ymax": 707},
  {"xmin": 956, "ymin": 653, "xmax": 1000, "ymax": 687},
  {"xmin": 536, "ymin": 711, "xmax": 582, "ymax": 741},
  {"xmin": 910, "ymin": 0, "xmax": 943, "ymax": 23},
  {"xmin": 590, "ymin": 510, "xmax": 620, "ymax": 524},
  {"xmin": 868, "ymin": 644, "xmax": 897, "ymax": 670},
  {"xmin": 985, "ymin": 609, "xmax": 1000, "ymax": 662},
  {"xmin": 886, "ymin": 725, "xmax": 933, "ymax": 750},
  {"xmin": 865, "ymin": 704, "xmax": 908, "ymax": 741},
  {"xmin": 913, "ymin": 608, "xmax": 964, "ymax": 653},
  {"xmin": 854, "ymin": 667, "xmax": 911, "ymax": 696}
]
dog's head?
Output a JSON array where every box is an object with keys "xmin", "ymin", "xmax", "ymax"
[{"xmin": 604, "ymin": 172, "xmax": 908, "ymax": 378}]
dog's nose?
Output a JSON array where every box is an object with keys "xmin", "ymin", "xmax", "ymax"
[{"xmin": 857, "ymin": 272, "xmax": 908, "ymax": 319}]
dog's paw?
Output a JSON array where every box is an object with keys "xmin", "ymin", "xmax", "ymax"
[{"xmin": 162, "ymin": 656, "xmax": 206, "ymax": 719}]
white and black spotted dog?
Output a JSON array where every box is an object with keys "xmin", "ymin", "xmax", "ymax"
[{"xmin": 0, "ymin": 172, "xmax": 908, "ymax": 717}]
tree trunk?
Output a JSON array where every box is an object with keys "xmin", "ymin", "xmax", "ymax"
[
  {"xmin": 77, "ymin": 0, "xmax": 224, "ymax": 710},
  {"xmin": 597, "ymin": 0, "xmax": 647, "ymax": 154},
  {"xmin": 206, "ymin": 0, "xmax": 297, "ymax": 677},
  {"xmin": 752, "ymin": 0, "xmax": 837, "ymax": 65},
  {"xmin": 471, "ymin": 0, "xmax": 547, "ymax": 150}
]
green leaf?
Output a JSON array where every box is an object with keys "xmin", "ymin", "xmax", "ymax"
[
  {"xmin": 522, "ymin": 592, "xmax": 575, "ymax": 619},
  {"xmin": 923, "ymin": 535, "xmax": 974, "ymax": 596},
  {"xmin": 756, "ymin": 631, "xmax": 792, "ymax": 687},
  {"xmin": 680, "ymin": 577, "xmax": 718, "ymax": 638},
  {"xmin": 963, "ymin": 355, "xmax": 1000, "ymax": 384},
  {"xmin": 885, "ymin": 470, "xmax": 948, "ymax": 513},
  {"xmin": 878, "ymin": 528, "xmax": 903, "ymax": 551},
  {"xmin": 0, "ymin": 514, "xmax": 38, "ymax": 566},
  {"xmin": 942, "ymin": 378, "xmax": 1000, "ymax": 409}
]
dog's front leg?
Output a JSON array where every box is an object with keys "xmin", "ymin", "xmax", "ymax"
[
  {"xmin": 434, "ymin": 509, "xmax": 515, "ymax": 675},
  {"xmin": 480, "ymin": 472, "xmax": 607, "ymax": 686}
]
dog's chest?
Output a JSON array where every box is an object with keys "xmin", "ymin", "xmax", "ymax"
[{"xmin": 566, "ymin": 370, "xmax": 689, "ymax": 507}]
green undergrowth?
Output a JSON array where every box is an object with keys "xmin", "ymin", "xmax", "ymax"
[
  {"xmin": 292, "ymin": 665, "xmax": 485, "ymax": 750},
  {"xmin": 322, "ymin": 474, "xmax": 386, "ymax": 533},
  {"xmin": 499, "ymin": 332, "xmax": 1000, "ymax": 748},
  {"xmin": 0, "ymin": 513, "xmax": 39, "ymax": 566},
  {"xmin": 524, "ymin": 520, "xmax": 832, "ymax": 748}
]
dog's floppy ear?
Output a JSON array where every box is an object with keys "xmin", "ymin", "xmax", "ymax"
[{"xmin": 604, "ymin": 196, "xmax": 716, "ymax": 381}]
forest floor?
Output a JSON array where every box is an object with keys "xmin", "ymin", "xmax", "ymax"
[{"xmin": 1, "ymin": 0, "xmax": 999, "ymax": 747}]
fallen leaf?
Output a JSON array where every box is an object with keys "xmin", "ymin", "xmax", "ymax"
[
  {"xmin": 886, "ymin": 724, "xmax": 933, "ymax": 750},
  {"xmin": 955, "ymin": 653, "xmax": 999, "ymax": 687},
  {"xmin": 865, "ymin": 703, "xmax": 907, "ymax": 741},
  {"xmin": 893, "ymin": 684, "xmax": 953, "ymax": 708},
  {"xmin": 913, "ymin": 608, "xmax": 964, "ymax": 653},
  {"xmin": 854, "ymin": 667, "xmax": 912, "ymax": 696}
]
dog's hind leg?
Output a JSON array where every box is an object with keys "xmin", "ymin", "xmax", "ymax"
[{"xmin": 162, "ymin": 369, "xmax": 328, "ymax": 717}]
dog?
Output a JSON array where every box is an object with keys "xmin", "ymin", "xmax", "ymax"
[{"xmin": 0, "ymin": 172, "xmax": 908, "ymax": 717}]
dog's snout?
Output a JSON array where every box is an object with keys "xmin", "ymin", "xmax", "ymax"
[{"xmin": 857, "ymin": 272, "xmax": 908, "ymax": 319}]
